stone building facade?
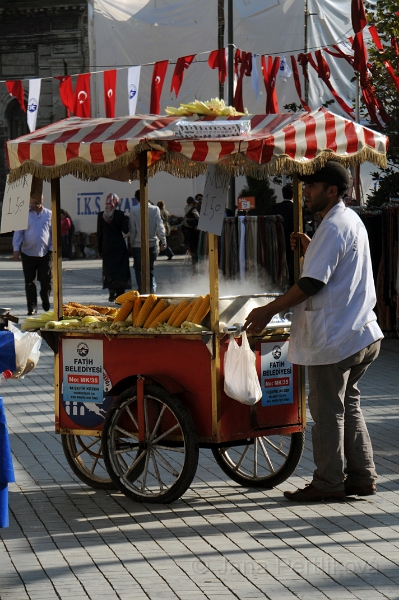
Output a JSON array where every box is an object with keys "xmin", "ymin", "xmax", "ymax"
[{"xmin": 0, "ymin": 0, "xmax": 89, "ymax": 205}]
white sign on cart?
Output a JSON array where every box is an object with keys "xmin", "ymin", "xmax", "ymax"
[
  {"xmin": 198, "ymin": 165, "xmax": 230, "ymax": 236},
  {"xmin": 1, "ymin": 174, "xmax": 32, "ymax": 234}
]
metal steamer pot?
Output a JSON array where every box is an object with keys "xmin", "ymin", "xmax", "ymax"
[{"xmin": 0, "ymin": 308, "xmax": 19, "ymax": 330}]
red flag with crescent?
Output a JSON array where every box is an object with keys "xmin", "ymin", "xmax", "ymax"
[
  {"xmin": 170, "ymin": 55, "xmax": 195, "ymax": 98},
  {"xmin": 74, "ymin": 73, "xmax": 91, "ymax": 118},
  {"xmin": 351, "ymin": 0, "xmax": 367, "ymax": 34},
  {"xmin": 150, "ymin": 60, "xmax": 168, "ymax": 114},
  {"xmin": 5, "ymin": 80, "xmax": 26, "ymax": 112},
  {"xmin": 104, "ymin": 70, "xmax": 117, "ymax": 118}
]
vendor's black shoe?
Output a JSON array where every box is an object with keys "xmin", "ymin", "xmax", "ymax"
[
  {"xmin": 167, "ymin": 255, "xmax": 174, "ymax": 260},
  {"xmin": 284, "ymin": 483, "xmax": 346, "ymax": 503},
  {"xmin": 108, "ymin": 290, "xmax": 117, "ymax": 302},
  {"xmin": 27, "ymin": 308, "xmax": 37, "ymax": 316},
  {"xmin": 344, "ymin": 481, "xmax": 377, "ymax": 496}
]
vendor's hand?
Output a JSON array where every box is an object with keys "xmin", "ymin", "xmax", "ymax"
[
  {"xmin": 13, "ymin": 251, "xmax": 20, "ymax": 261},
  {"xmin": 243, "ymin": 305, "xmax": 277, "ymax": 336},
  {"xmin": 160, "ymin": 243, "xmax": 167, "ymax": 252},
  {"xmin": 290, "ymin": 232, "xmax": 311, "ymax": 255}
]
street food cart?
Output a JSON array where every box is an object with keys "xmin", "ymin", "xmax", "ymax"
[{"xmin": 5, "ymin": 108, "xmax": 388, "ymax": 503}]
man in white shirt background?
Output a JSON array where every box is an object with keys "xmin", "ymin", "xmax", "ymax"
[
  {"xmin": 244, "ymin": 161, "xmax": 382, "ymax": 503},
  {"xmin": 129, "ymin": 190, "xmax": 166, "ymax": 294},
  {"xmin": 12, "ymin": 193, "xmax": 52, "ymax": 316}
]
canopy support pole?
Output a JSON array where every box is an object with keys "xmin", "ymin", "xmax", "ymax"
[
  {"xmin": 51, "ymin": 178, "xmax": 63, "ymax": 320},
  {"xmin": 293, "ymin": 174, "xmax": 306, "ymax": 427},
  {"xmin": 293, "ymin": 174, "xmax": 303, "ymax": 283},
  {"xmin": 139, "ymin": 151, "xmax": 150, "ymax": 294},
  {"xmin": 209, "ymin": 233, "xmax": 221, "ymax": 441}
]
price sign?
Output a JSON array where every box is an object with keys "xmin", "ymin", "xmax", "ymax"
[
  {"xmin": 237, "ymin": 196, "xmax": 255, "ymax": 211},
  {"xmin": 1, "ymin": 174, "xmax": 32, "ymax": 233},
  {"xmin": 198, "ymin": 165, "xmax": 230, "ymax": 235}
]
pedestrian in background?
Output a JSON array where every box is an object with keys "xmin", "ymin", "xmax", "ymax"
[
  {"xmin": 60, "ymin": 209, "xmax": 72, "ymax": 259},
  {"xmin": 157, "ymin": 200, "xmax": 174, "ymax": 260},
  {"xmin": 97, "ymin": 193, "xmax": 131, "ymax": 302},
  {"xmin": 272, "ymin": 183, "xmax": 294, "ymax": 286},
  {"xmin": 182, "ymin": 195, "xmax": 201, "ymax": 271},
  {"xmin": 129, "ymin": 190, "xmax": 166, "ymax": 293},
  {"xmin": 13, "ymin": 194, "xmax": 52, "ymax": 315}
]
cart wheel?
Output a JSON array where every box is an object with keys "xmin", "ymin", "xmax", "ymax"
[
  {"xmin": 212, "ymin": 431, "xmax": 305, "ymax": 488},
  {"xmin": 61, "ymin": 433, "xmax": 116, "ymax": 490},
  {"xmin": 103, "ymin": 384, "xmax": 199, "ymax": 504}
]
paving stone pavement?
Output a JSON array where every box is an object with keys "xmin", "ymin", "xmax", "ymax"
[{"xmin": 0, "ymin": 255, "xmax": 398, "ymax": 600}]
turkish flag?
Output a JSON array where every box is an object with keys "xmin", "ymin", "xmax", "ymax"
[
  {"xmin": 104, "ymin": 70, "xmax": 117, "ymax": 118},
  {"xmin": 208, "ymin": 49, "xmax": 227, "ymax": 84},
  {"xmin": 150, "ymin": 60, "xmax": 168, "ymax": 114},
  {"xmin": 261, "ymin": 56, "xmax": 280, "ymax": 114},
  {"xmin": 74, "ymin": 73, "xmax": 91, "ymax": 118},
  {"xmin": 5, "ymin": 80, "xmax": 26, "ymax": 112},
  {"xmin": 234, "ymin": 50, "xmax": 252, "ymax": 113},
  {"xmin": 351, "ymin": 0, "xmax": 367, "ymax": 34},
  {"xmin": 55, "ymin": 75, "xmax": 75, "ymax": 116},
  {"xmin": 170, "ymin": 55, "xmax": 195, "ymax": 98}
]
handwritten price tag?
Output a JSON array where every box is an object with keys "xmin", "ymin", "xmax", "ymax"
[
  {"xmin": 1, "ymin": 174, "xmax": 32, "ymax": 233},
  {"xmin": 198, "ymin": 166, "xmax": 230, "ymax": 236}
]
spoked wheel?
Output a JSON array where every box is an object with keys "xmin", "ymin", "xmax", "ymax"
[
  {"xmin": 102, "ymin": 384, "xmax": 199, "ymax": 504},
  {"xmin": 61, "ymin": 433, "xmax": 116, "ymax": 490},
  {"xmin": 212, "ymin": 431, "xmax": 305, "ymax": 488}
]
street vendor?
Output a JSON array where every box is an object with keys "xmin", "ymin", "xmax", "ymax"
[{"xmin": 244, "ymin": 161, "xmax": 383, "ymax": 503}]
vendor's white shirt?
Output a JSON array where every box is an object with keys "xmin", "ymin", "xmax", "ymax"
[{"xmin": 287, "ymin": 202, "xmax": 383, "ymax": 366}]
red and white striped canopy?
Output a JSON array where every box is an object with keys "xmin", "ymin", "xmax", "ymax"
[{"xmin": 6, "ymin": 108, "xmax": 387, "ymax": 183}]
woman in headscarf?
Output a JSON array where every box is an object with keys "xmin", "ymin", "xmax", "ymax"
[{"xmin": 97, "ymin": 193, "xmax": 131, "ymax": 302}]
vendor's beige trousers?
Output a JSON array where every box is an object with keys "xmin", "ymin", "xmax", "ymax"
[{"xmin": 308, "ymin": 340, "xmax": 380, "ymax": 492}]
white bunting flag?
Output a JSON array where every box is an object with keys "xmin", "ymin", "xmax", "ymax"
[
  {"xmin": 27, "ymin": 78, "xmax": 41, "ymax": 132},
  {"xmin": 279, "ymin": 57, "xmax": 292, "ymax": 79},
  {"xmin": 128, "ymin": 66, "xmax": 141, "ymax": 116},
  {"xmin": 251, "ymin": 54, "xmax": 259, "ymax": 101}
]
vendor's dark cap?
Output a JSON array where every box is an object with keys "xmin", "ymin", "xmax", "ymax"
[{"xmin": 299, "ymin": 161, "xmax": 350, "ymax": 191}]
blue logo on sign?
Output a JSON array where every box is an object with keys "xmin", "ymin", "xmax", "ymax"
[
  {"xmin": 129, "ymin": 84, "xmax": 137, "ymax": 100},
  {"xmin": 28, "ymin": 98, "xmax": 38, "ymax": 112}
]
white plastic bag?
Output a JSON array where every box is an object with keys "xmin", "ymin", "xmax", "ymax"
[
  {"xmin": 223, "ymin": 331, "xmax": 262, "ymax": 405},
  {"xmin": 7, "ymin": 322, "xmax": 42, "ymax": 378}
]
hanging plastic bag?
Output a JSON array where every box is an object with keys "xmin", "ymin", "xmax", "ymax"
[
  {"xmin": 7, "ymin": 323, "xmax": 42, "ymax": 378},
  {"xmin": 223, "ymin": 331, "xmax": 262, "ymax": 405}
]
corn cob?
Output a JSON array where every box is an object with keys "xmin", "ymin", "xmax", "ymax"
[
  {"xmin": 112, "ymin": 300, "xmax": 134, "ymax": 323},
  {"xmin": 171, "ymin": 300, "xmax": 196, "ymax": 327},
  {"xmin": 190, "ymin": 294, "xmax": 210, "ymax": 324},
  {"xmin": 144, "ymin": 300, "xmax": 168, "ymax": 329},
  {"xmin": 115, "ymin": 290, "xmax": 140, "ymax": 304},
  {"xmin": 112, "ymin": 302, "xmax": 133, "ymax": 323},
  {"xmin": 148, "ymin": 304, "xmax": 176, "ymax": 329},
  {"xmin": 186, "ymin": 296, "xmax": 204, "ymax": 323},
  {"xmin": 167, "ymin": 300, "xmax": 189, "ymax": 325},
  {"xmin": 132, "ymin": 298, "xmax": 142, "ymax": 326},
  {"xmin": 135, "ymin": 295, "xmax": 158, "ymax": 327}
]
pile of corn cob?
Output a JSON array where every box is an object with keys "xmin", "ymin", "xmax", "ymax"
[
  {"xmin": 21, "ymin": 293, "xmax": 211, "ymax": 333},
  {"xmin": 109, "ymin": 292, "xmax": 211, "ymax": 333}
]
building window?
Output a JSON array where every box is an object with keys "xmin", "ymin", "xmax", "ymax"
[{"xmin": 6, "ymin": 99, "xmax": 28, "ymax": 140}]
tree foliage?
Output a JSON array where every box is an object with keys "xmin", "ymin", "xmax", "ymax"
[{"xmin": 366, "ymin": 1, "xmax": 399, "ymax": 205}]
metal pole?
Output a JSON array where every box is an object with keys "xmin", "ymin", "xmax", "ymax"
[
  {"xmin": 304, "ymin": 0, "xmax": 309, "ymax": 106},
  {"xmin": 218, "ymin": 0, "xmax": 225, "ymax": 101},
  {"xmin": 227, "ymin": 0, "xmax": 235, "ymax": 212},
  {"xmin": 355, "ymin": 73, "xmax": 362, "ymax": 205},
  {"xmin": 139, "ymin": 151, "xmax": 150, "ymax": 294}
]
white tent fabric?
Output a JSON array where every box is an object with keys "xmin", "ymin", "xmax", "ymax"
[{"xmin": 90, "ymin": 0, "xmax": 376, "ymax": 119}]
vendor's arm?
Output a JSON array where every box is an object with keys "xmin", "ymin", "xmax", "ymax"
[
  {"xmin": 290, "ymin": 232, "xmax": 311, "ymax": 255},
  {"xmin": 244, "ymin": 277, "xmax": 325, "ymax": 335}
]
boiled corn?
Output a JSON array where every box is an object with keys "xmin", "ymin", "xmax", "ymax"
[
  {"xmin": 144, "ymin": 300, "xmax": 168, "ymax": 329},
  {"xmin": 135, "ymin": 295, "xmax": 158, "ymax": 327}
]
